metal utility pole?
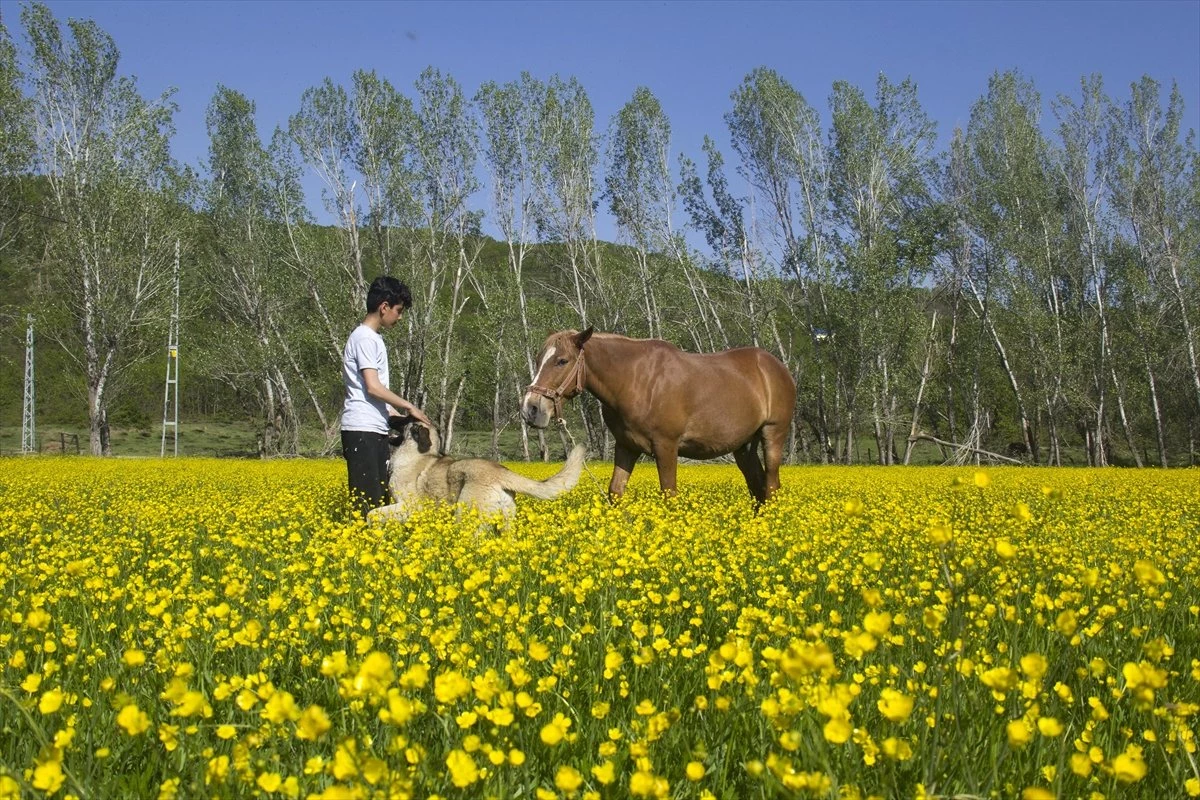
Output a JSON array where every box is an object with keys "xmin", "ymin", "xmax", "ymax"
[
  {"xmin": 22, "ymin": 314, "xmax": 35, "ymax": 454},
  {"xmin": 160, "ymin": 240, "xmax": 181, "ymax": 457}
]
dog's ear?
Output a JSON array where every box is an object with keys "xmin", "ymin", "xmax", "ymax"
[
  {"xmin": 415, "ymin": 424, "xmax": 433, "ymax": 454},
  {"xmin": 573, "ymin": 326, "xmax": 594, "ymax": 349}
]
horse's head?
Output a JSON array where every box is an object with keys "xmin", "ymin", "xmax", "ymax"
[{"xmin": 521, "ymin": 327, "xmax": 593, "ymax": 428}]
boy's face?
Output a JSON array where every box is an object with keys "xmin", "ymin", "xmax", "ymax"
[{"xmin": 379, "ymin": 301, "xmax": 404, "ymax": 328}]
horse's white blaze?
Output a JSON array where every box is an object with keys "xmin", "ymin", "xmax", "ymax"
[{"xmin": 522, "ymin": 346, "xmax": 558, "ymax": 427}]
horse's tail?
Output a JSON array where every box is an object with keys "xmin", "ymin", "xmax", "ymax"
[{"xmin": 499, "ymin": 445, "xmax": 586, "ymax": 500}]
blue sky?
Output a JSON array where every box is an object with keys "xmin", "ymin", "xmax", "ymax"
[{"xmin": 22, "ymin": 0, "xmax": 1200, "ymax": 238}]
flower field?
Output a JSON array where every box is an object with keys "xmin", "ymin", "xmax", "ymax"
[{"xmin": 1, "ymin": 458, "xmax": 1198, "ymax": 800}]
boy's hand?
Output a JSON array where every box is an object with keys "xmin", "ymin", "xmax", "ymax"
[{"xmin": 407, "ymin": 407, "xmax": 434, "ymax": 428}]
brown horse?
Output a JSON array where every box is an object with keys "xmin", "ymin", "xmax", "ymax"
[{"xmin": 521, "ymin": 328, "xmax": 796, "ymax": 503}]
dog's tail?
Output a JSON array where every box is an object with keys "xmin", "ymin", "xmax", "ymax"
[{"xmin": 500, "ymin": 445, "xmax": 586, "ymax": 500}]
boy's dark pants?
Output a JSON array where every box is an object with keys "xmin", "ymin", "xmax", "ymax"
[{"xmin": 341, "ymin": 430, "xmax": 391, "ymax": 519}]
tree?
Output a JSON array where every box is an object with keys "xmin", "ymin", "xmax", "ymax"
[
  {"xmin": 477, "ymin": 73, "xmax": 554, "ymax": 459},
  {"xmin": 351, "ymin": 69, "xmax": 413, "ymax": 276},
  {"xmin": 828, "ymin": 75, "xmax": 939, "ymax": 464},
  {"xmin": 961, "ymin": 71, "xmax": 1059, "ymax": 463},
  {"xmin": 398, "ymin": 67, "xmax": 483, "ymax": 446},
  {"xmin": 1053, "ymin": 75, "xmax": 1126, "ymax": 465},
  {"xmin": 204, "ymin": 85, "xmax": 320, "ymax": 455},
  {"xmin": 605, "ymin": 87, "xmax": 674, "ymax": 339},
  {"xmin": 0, "ymin": 17, "xmax": 33, "ymax": 256},
  {"xmin": 538, "ymin": 76, "xmax": 605, "ymax": 328},
  {"xmin": 726, "ymin": 67, "xmax": 837, "ymax": 459},
  {"xmin": 289, "ymin": 78, "xmax": 365, "ymax": 307},
  {"xmin": 22, "ymin": 2, "xmax": 192, "ymax": 455},
  {"xmin": 1109, "ymin": 78, "xmax": 1200, "ymax": 425}
]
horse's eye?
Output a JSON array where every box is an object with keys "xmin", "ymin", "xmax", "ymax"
[{"xmin": 556, "ymin": 358, "xmax": 569, "ymax": 366}]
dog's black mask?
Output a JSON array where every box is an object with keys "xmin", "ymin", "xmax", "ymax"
[{"xmin": 387, "ymin": 414, "xmax": 434, "ymax": 454}]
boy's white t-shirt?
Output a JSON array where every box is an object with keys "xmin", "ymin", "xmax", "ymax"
[{"xmin": 342, "ymin": 324, "xmax": 390, "ymax": 434}]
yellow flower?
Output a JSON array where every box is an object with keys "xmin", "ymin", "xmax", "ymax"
[
  {"xmin": 1006, "ymin": 720, "xmax": 1032, "ymax": 748},
  {"xmin": 882, "ymin": 737, "xmax": 913, "ymax": 760},
  {"xmin": 929, "ymin": 522, "xmax": 953, "ymax": 546},
  {"xmin": 1021, "ymin": 789, "xmax": 1054, "ymax": 800},
  {"xmin": 973, "ymin": 471, "xmax": 992, "ymax": 488},
  {"xmin": 296, "ymin": 704, "xmax": 332, "ymax": 740},
  {"xmin": 206, "ymin": 755, "xmax": 230, "ymax": 785},
  {"xmin": 320, "ymin": 652, "xmax": 349, "ymax": 677},
  {"xmin": 555, "ymin": 765, "xmax": 583, "ymax": 793},
  {"xmin": 540, "ymin": 713, "xmax": 571, "ymax": 746},
  {"xmin": 0, "ymin": 776, "xmax": 21, "ymax": 800},
  {"xmin": 216, "ymin": 724, "xmax": 237, "ymax": 740},
  {"xmin": 38, "ymin": 688, "xmax": 65, "ymax": 715},
  {"xmin": 117, "ymin": 703, "xmax": 151, "ymax": 736},
  {"xmin": 844, "ymin": 498, "xmax": 864, "ymax": 516},
  {"xmin": 630, "ymin": 770, "xmax": 666, "ymax": 797},
  {"xmin": 123, "ymin": 649, "xmax": 146, "ymax": 667},
  {"xmin": 995, "ymin": 539, "xmax": 1016, "ymax": 559},
  {"xmin": 1036, "ymin": 717, "xmax": 1062, "ymax": 737},
  {"xmin": 1112, "ymin": 745, "xmax": 1147, "ymax": 783},
  {"xmin": 823, "ymin": 717, "xmax": 852, "ymax": 744},
  {"xmin": 877, "ymin": 689, "xmax": 913, "ymax": 723},
  {"xmin": 1019, "ymin": 653, "xmax": 1048, "ymax": 680},
  {"xmin": 445, "ymin": 749, "xmax": 479, "ymax": 788},
  {"xmin": 172, "ymin": 690, "xmax": 211, "ymax": 718},
  {"xmin": 26, "ymin": 608, "xmax": 52, "ymax": 631},
  {"xmin": 591, "ymin": 760, "xmax": 615, "ymax": 784},
  {"xmin": 257, "ymin": 772, "xmax": 282, "ymax": 793},
  {"xmin": 686, "ymin": 761, "xmax": 706, "ymax": 781},
  {"xmin": 863, "ymin": 611, "xmax": 892, "ymax": 636},
  {"xmin": 1069, "ymin": 752, "xmax": 1093, "ymax": 777},
  {"xmin": 332, "ymin": 741, "xmax": 358, "ymax": 780},
  {"xmin": 32, "ymin": 752, "xmax": 65, "ymax": 794},
  {"xmin": 1185, "ymin": 777, "xmax": 1200, "ymax": 797},
  {"xmin": 262, "ymin": 690, "xmax": 300, "ymax": 723},
  {"xmin": 434, "ymin": 671, "xmax": 471, "ymax": 704},
  {"xmin": 980, "ymin": 667, "xmax": 1018, "ymax": 692},
  {"xmin": 528, "ymin": 640, "xmax": 551, "ymax": 661},
  {"xmin": 399, "ymin": 663, "xmax": 429, "ymax": 689}
]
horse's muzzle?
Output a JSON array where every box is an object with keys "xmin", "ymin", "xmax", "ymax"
[{"xmin": 521, "ymin": 393, "xmax": 552, "ymax": 428}]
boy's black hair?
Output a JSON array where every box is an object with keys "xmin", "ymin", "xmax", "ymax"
[{"xmin": 366, "ymin": 276, "xmax": 412, "ymax": 313}]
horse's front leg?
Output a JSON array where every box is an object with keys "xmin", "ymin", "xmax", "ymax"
[
  {"xmin": 609, "ymin": 443, "xmax": 639, "ymax": 501},
  {"xmin": 652, "ymin": 441, "xmax": 679, "ymax": 498}
]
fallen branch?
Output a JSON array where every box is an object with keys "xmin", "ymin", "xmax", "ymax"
[{"xmin": 908, "ymin": 432, "xmax": 1025, "ymax": 465}]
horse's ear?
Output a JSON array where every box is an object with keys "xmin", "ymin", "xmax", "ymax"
[{"xmin": 574, "ymin": 326, "xmax": 594, "ymax": 349}]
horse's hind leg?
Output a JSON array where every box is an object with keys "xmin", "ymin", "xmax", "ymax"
[
  {"xmin": 761, "ymin": 421, "xmax": 788, "ymax": 502},
  {"xmin": 733, "ymin": 437, "xmax": 767, "ymax": 504}
]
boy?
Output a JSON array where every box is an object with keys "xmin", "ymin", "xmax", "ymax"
[{"xmin": 341, "ymin": 276, "xmax": 433, "ymax": 519}]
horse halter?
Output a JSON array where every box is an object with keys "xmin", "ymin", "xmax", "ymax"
[{"xmin": 526, "ymin": 347, "xmax": 587, "ymax": 420}]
